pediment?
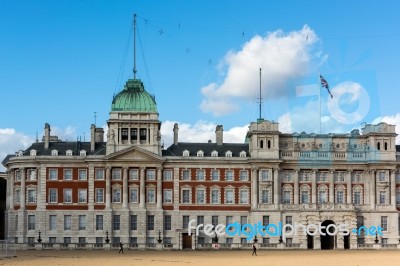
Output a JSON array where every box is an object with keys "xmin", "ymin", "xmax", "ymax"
[{"xmin": 103, "ymin": 146, "xmax": 164, "ymax": 163}]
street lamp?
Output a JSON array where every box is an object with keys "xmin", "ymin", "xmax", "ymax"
[
  {"xmin": 374, "ymin": 232, "xmax": 379, "ymax": 244},
  {"xmin": 158, "ymin": 230, "xmax": 162, "ymax": 244},
  {"xmin": 37, "ymin": 230, "xmax": 42, "ymax": 243},
  {"xmin": 253, "ymin": 235, "xmax": 258, "ymax": 243},
  {"xmin": 105, "ymin": 231, "xmax": 110, "ymax": 244},
  {"xmin": 213, "ymin": 232, "xmax": 219, "ymax": 243}
]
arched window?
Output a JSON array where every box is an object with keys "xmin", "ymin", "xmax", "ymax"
[
  {"xmin": 260, "ymin": 140, "xmax": 264, "ymax": 149},
  {"xmin": 267, "ymin": 140, "xmax": 271, "ymax": 149},
  {"xmin": 384, "ymin": 142, "xmax": 388, "ymax": 150},
  {"xmin": 377, "ymin": 142, "xmax": 381, "ymax": 150}
]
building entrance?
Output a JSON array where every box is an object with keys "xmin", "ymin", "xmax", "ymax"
[
  {"xmin": 320, "ymin": 220, "xmax": 336, "ymax": 250},
  {"xmin": 182, "ymin": 233, "xmax": 192, "ymax": 249}
]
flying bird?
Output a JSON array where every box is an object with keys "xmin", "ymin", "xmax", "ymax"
[{"xmin": 159, "ymin": 29, "xmax": 164, "ymax": 35}]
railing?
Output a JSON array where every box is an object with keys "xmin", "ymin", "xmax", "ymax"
[
  {"xmin": 358, "ymin": 244, "xmax": 373, "ymax": 249},
  {"xmin": 381, "ymin": 244, "xmax": 397, "ymax": 249},
  {"xmin": 286, "ymin": 243, "xmax": 301, "ymax": 248}
]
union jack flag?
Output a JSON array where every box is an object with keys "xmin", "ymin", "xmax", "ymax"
[{"xmin": 320, "ymin": 75, "xmax": 333, "ymax": 98}]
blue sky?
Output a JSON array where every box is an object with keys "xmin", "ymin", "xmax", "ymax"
[{"xmin": 1, "ymin": 0, "xmax": 400, "ymax": 167}]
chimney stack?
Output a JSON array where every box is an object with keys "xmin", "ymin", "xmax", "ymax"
[
  {"xmin": 216, "ymin": 125, "xmax": 223, "ymax": 145},
  {"xmin": 44, "ymin": 123, "xmax": 51, "ymax": 149},
  {"xmin": 173, "ymin": 123, "xmax": 179, "ymax": 145},
  {"xmin": 90, "ymin": 124, "xmax": 96, "ymax": 152}
]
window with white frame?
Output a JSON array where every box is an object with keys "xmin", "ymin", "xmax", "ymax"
[
  {"xmin": 51, "ymin": 149, "xmax": 58, "ymax": 156},
  {"xmin": 381, "ymin": 216, "xmax": 388, "ymax": 231},
  {"xmin": 78, "ymin": 189, "xmax": 87, "ymax": 203},
  {"xmin": 130, "ymin": 215, "xmax": 138, "ymax": 230},
  {"xmin": 147, "ymin": 169, "xmax": 155, "ymax": 180},
  {"xmin": 49, "ymin": 215, "xmax": 57, "ymax": 231},
  {"xmin": 49, "ymin": 169, "xmax": 58, "ymax": 180},
  {"xmin": 78, "ymin": 169, "xmax": 87, "ymax": 180},
  {"xmin": 197, "ymin": 150, "xmax": 204, "ymax": 157},
  {"xmin": 352, "ymin": 172, "xmax": 362, "ymax": 182},
  {"xmin": 113, "ymin": 188, "xmax": 121, "ymax": 203},
  {"xmin": 28, "ymin": 215, "xmax": 35, "ymax": 230},
  {"xmin": 197, "ymin": 169, "xmax": 205, "ymax": 180},
  {"xmin": 183, "ymin": 150, "xmax": 189, "ymax": 157},
  {"xmin": 96, "ymin": 215, "xmax": 103, "ymax": 230},
  {"xmin": 225, "ymin": 189, "xmax": 234, "ymax": 204},
  {"xmin": 15, "ymin": 188, "xmax": 20, "ymax": 204},
  {"xmin": 163, "ymin": 189, "xmax": 172, "ymax": 204},
  {"xmin": 211, "ymin": 150, "xmax": 218, "ymax": 157},
  {"xmin": 182, "ymin": 189, "xmax": 191, "ymax": 204},
  {"xmin": 15, "ymin": 170, "xmax": 21, "ymax": 181},
  {"xmin": 239, "ymin": 189, "xmax": 249, "ymax": 204},
  {"xmin": 196, "ymin": 188, "xmax": 205, "ymax": 204},
  {"xmin": 240, "ymin": 151, "xmax": 247, "ymax": 158},
  {"xmin": 225, "ymin": 150, "xmax": 232, "ymax": 157},
  {"xmin": 226, "ymin": 216, "xmax": 233, "ymax": 227},
  {"xmin": 27, "ymin": 169, "xmax": 36, "ymax": 180},
  {"xmin": 30, "ymin": 149, "xmax": 37, "ymax": 156},
  {"xmin": 379, "ymin": 190, "xmax": 387, "ymax": 204},
  {"xmin": 95, "ymin": 188, "xmax": 104, "ymax": 203},
  {"xmin": 353, "ymin": 191, "xmax": 361, "ymax": 204},
  {"xmin": 129, "ymin": 169, "xmax": 139, "ymax": 180},
  {"xmin": 80, "ymin": 150, "xmax": 86, "ymax": 156},
  {"xmin": 225, "ymin": 170, "xmax": 234, "ymax": 181},
  {"xmin": 112, "ymin": 168, "xmax": 121, "ymax": 180},
  {"xmin": 66, "ymin": 150, "xmax": 73, "ymax": 156},
  {"xmin": 211, "ymin": 170, "xmax": 219, "ymax": 181},
  {"xmin": 336, "ymin": 187, "xmax": 345, "ymax": 204},
  {"xmin": 282, "ymin": 191, "xmax": 291, "ymax": 204},
  {"xmin": 282, "ymin": 171, "xmax": 292, "ymax": 181},
  {"xmin": 211, "ymin": 189, "xmax": 220, "ymax": 204},
  {"xmin": 79, "ymin": 215, "xmax": 86, "ymax": 230},
  {"xmin": 260, "ymin": 170, "xmax": 270, "ymax": 181},
  {"xmin": 147, "ymin": 215, "xmax": 154, "ymax": 230},
  {"xmin": 318, "ymin": 186, "xmax": 327, "ymax": 204},
  {"xmin": 182, "ymin": 169, "xmax": 190, "ymax": 180},
  {"xmin": 48, "ymin": 188, "xmax": 57, "ymax": 203},
  {"xmin": 261, "ymin": 189, "xmax": 270, "ymax": 204},
  {"xmin": 130, "ymin": 187, "xmax": 138, "ymax": 203},
  {"xmin": 95, "ymin": 168, "xmax": 104, "ymax": 180},
  {"xmin": 147, "ymin": 188, "xmax": 155, "ymax": 203},
  {"xmin": 301, "ymin": 190, "xmax": 309, "ymax": 204},
  {"xmin": 64, "ymin": 215, "xmax": 72, "ymax": 230},
  {"xmin": 27, "ymin": 188, "xmax": 37, "ymax": 203},
  {"xmin": 113, "ymin": 215, "xmax": 120, "ymax": 230},
  {"xmin": 163, "ymin": 169, "xmax": 172, "ymax": 180},
  {"xmin": 240, "ymin": 170, "xmax": 248, "ymax": 181},
  {"xmin": 299, "ymin": 171, "xmax": 310, "ymax": 181},
  {"xmin": 378, "ymin": 171, "xmax": 386, "ymax": 182},
  {"xmin": 63, "ymin": 189, "xmax": 72, "ymax": 203},
  {"xmin": 64, "ymin": 169, "xmax": 72, "ymax": 180}
]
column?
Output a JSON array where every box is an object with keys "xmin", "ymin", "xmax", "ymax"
[
  {"xmin": 122, "ymin": 167, "xmax": 128, "ymax": 209},
  {"xmin": 273, "ymin": 169, "xmax": 280, "ymax": 205},
  {"xmin": 346, "ymin": 171, "xmax": 352, "ymax": 204},
  {"xmin": 251, "ymin": 168, "xmax": 258, "ymax": 209},
  {"xmin": 390, "ymin": 170, "xmax": 396, "ymax": 206},
  {"xmin": 311, "ymin": 170, "xmax": 316, "ymax": 204},
  {"xmin": 329, "ymin": 170, "xmax": 334, "ymax": 203},
  {"xmin": 8, "ymin": 171, "xmax": 14, "ymax": 211},
  {"xmin": 370, "ymin": 170, "xmax": 375, "ymax": 210},
  {"xmin": 140, "ymin": 167, "xmax": 145, "ymax": 208},
  {"xmin": 293, "ymin": 170, "xmax": 299, "ymax": 204},
  {"xmin": 364, "ymin": 171, "xmax": 370, "ymax": 204},
  {"xmin": 105, "ymin": 167, "xmax": 111, "ymax": 209},
  {"xmin": 156, "ymin": 168, "xmax": 162, "ymax": 209},
  {"xmin": 20, "ymin": 168, "xmax": 26, "ymax": 210}
]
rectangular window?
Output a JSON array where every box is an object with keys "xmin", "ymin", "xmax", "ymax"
[
  {"xmin": 182, "ymin": 189, "xmax": 190, "ymax": 203},
  {"xmin": 212, "ymin": 216, "xmax": 218, "ymax": 227},
  {"xmin": 163, "ymin": 169, "xmax": 172, "ymax": 180},
  {"xmin": 379, "ymin": 191, "xmax": 386, "ymax": 204},
  {"xmin": 262, "ymin": 216, "xmax": 269, "ymax": 227},
  {"xmin": 226, "ymin": 216, "xmax": 233, "ymax": 227},
  {"xmin": 64, "ymin": 169, "xmax": 72, "ymax": 180},
  {"xmin": 182, "ymin": 215, "xmax": 190, "ymax": 229},
  {"xmin": 225, "ymin": 170, "xmax": 234, "ymax": 181},
  {"xmin": 79, "ymin": 237, "xmax": 86, "ymax": 244},
  {"xmin": 78, "ymin": 169, "xmax": 87, "ymax": 180},
  {"xmin": 197, "ymin": 170, "xmax": 205, "ymax": 180},
  {"xmin": 113, "ymin": 215, "xmax": 120, "ymax": 230},
  {"xmin": 260, "ymin": 170, "xmax": 269, "ymax": 181},
  {"xmin": 79, "ymin": 215, "xmax": 86, "ymax": 230},
  {"xmin": 95, "ymin": 188, "xmax": 104, "ymax": 203},
  {"xmin": 163, "ymin": 189, "xmax": 172, "ymax": 204},
  {"xmin": 129, "ymin": 169, "xmax": 139, "ymax": 180},
  {"xmin": 27, "ymin": 189, "xmax": 36, "ymax": 203},
  {"xmin": 147, "ymin": 169, "xmax": 155, "ymax": 180},
  {"xmin": 15, "ymin": 189, "xmax": 20, "ymax": 204},
  {"xmin": 263, "ymin": 238, "xmax": 270, "ymax": 244},
  {"xmin": 226, "ymin": 238, "xmax": 233, "ymax": 244},
  {"xmin": 211, "ymin": 189, "xmax": 219, "ymax": 204},
  {"xmin": 240, "ymin": 216, "xmax": 247, "ymax": 226},
  {"xmin": 379, "ymin": 171, "xmax": 386, "ymax": 182},
  {"xmin": 261, "ymin": 189, "xmax": 269, "ymax": 204},
  {"xmin": 95, "ymin": 168, "xmax": 104, "ymax": 180},
  {"xmin": 64, "ymin": 237, "xmax": 71, "ymax": 244},
  {"xmin": 354, "ymin": 191, "xmax": 361, "ymax": 204},
  {"xmin": 147, "ymin": 215, "xmax": 154, "ymax": 230},
  {"xmin": 49, "ymin": 188, "xmax": 57, "ymax": 203},
  {"xmin": 285, "ymin": 216, "xmax": 293, "ymax": 225},
  {"xmin": 64, "ymin": 215, "xmax": 72, "ymax": 230},
  {"xmin": 211, "ymin": 170, "xmax": 219, "ymax": 181},
  {"xmin": 96, "ymin": 215, "xmax": 103, "ymax": 230},
  {"xmin": 147, "ymin": 188, "xmax": 155, "ymax": 203},
  {"xmin": 130, "ymin": 215, "xmax": 137, "ymax": 230},
  {"xmin": 164, "ymin": 215, "xmax": 172, "ymax": 231},
  {"xmin": 397, "ymin": 190, "xmax": 400, "ymax": 205},
  {"xmin": 27, "ymin": 169, "xmax": 36, "ymax": 180},
  {"xmin": 381, "ymin": 216, "xmax": 388, "ymax": 231},
  {"xmin": 282, "ymin": 191, "xmax": 290, "ymax": 204},
  {"xmin": 336, "ymin": 191, "xmax": 344, "ymax": 204},
  {"xmin": 140, "ymin": 128, "xmax": 147, "ymax": 141},
  {"xmin": 225, "ymin": 190, "xmax": 234, "ymax": 204},
  {"xmin": 49, "ymin": 169, "xmax": 58, "ymax": 180},
  {"xmin": 197, "ymin": 215, "xmax": 204, "ymax": 225},
  {"xmin": 49, "ymin": 237, "xmax": 56, "ymax": 244},
  {"xmin": 182, "ymin": 169, "xmax": 190, "ymax": 180},
  {"xmin": 78, "ymin": 189, "xmax": 87, "ymax": 203},
  {"xmin": 164, "ymin": 237, "xmax": 171, "ymax": 244},
  {"xmin": 131, "ymin": 128, "xmax": 138, "ymax": 141},
  {"xmin": 146, "ymin": 237, "xmax": 154, "ymax": 244},
  {"xmin": 63, "ymin": 189, "xmax": 72, "ymax": 203},
  {"xmin": 196, "ymin": 189, "xmax": 205, "ymax": 204},
  {"xmin": 113, "ymin": 188, "xmax": 121, "ymax": 203},
  {"xmin": 49, "ymin": 215, "xmax": 57, "ymax": 231},
  {"xmin": 301, "ymin": 191, "xmax": 309, "ymax": 204},
  {"xmin": 130, "ymin": 188, "xmax": 138, "ymax": 203},
  {"xmin": 318, "ymin": 191, "xmax": 327, "ymax": 204},
  {"xmin": 240, "ymin": 170, "xmax": 248, "ymax": 181},
  {"xmin": 240, "ymin": 190, "xmax": 248, "ymax": 204},
  {"xmin": 28, "ymin": 215, "xmax": 35, "ymax": 230},
  {"xmin": 121, "ymin": 128, "xmax": 128, "ymax": 140},
  {"xmin": 112, "ymin": 168, "xmax": 121, "ymax": 180}
]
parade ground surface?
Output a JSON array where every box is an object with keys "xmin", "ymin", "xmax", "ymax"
[{"xmin": 1, "ymin": 250, "xmax": 399, "ymax": 266}]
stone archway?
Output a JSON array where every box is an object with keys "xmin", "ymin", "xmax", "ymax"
[{"xmin": 320, "ymin": 220, "xmax": 336, "ymax": 250}]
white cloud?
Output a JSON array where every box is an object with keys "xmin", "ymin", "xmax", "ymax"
[
  {"xmin": 0, "ymin": 128, "xmax": 34, "ymax": 171},
  {"xmin": 373, "ymin": 114, "xmax": 400, "ymax": 144},
  {"xmin": 161, "ymin": 120, "xmax": 249, "ymax": 147},
  {"xmin": 200, "ymin": 25, "xmax": 326, "ymax": 116}
]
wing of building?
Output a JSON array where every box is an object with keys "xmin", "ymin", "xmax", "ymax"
[{"xmin": 2, "ymin": 77, "xmax": 400, "ymax": 250}]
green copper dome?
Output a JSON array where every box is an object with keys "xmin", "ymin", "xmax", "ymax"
[{"xmin": 111, "ymin": 79, "xmax": 157, "ymax": 112}]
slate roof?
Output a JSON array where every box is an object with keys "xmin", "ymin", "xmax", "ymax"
[{"xmin": 163, "ymin": 142, "xmax": 249, "ymax": 157}]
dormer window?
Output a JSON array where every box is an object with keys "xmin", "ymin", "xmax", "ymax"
[
  {"xmin": 197, "ymin": 150, "xmax": 204, "ymax": 157},
  {"xmin": 211, "ymin": 150, "xmax": 218, "ymax": 157},
  {"xmin": 30, "ymin": 149, "xmax": 37, "ymax": 156},
  {"xmin": 51, "ymin": 150, "xmax": 58, "ymax": 156},
  {"xmin": 183, "ymin": 150, "xmax": 189, "ymax": 157},
  {"xmin": 240, "ymin": 151, "xmax": 247, "ymax": 158},
  {"xmin": 225, "ymin": 150, "xmax": 232, "ymax": 157},
  {"xmin": 80, "ymin": 150, "xmax": 87, "ymax": 156},
  {"xmin": 17, "ymin": 150, "xmax": 23, "ymax": 157},
  {"xmin": 66, "ymin": 150, "xmax": 73, "ymax": 156}
]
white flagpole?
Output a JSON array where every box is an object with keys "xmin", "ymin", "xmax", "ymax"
[{"xmin": 318, "ymin": 73, "xmax": 321, "ymax": 134}]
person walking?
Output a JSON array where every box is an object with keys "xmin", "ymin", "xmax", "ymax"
[
  {"xmin": 252, "ymin": 241, "xmax": 257, "ymax": 256},
  {"xmin": 119, "ymin": 241, "xmax": 124, "ymax": 254}
]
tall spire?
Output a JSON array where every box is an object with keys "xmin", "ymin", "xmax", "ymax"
[
  {"xmin": 133, "ymin": 13, "xmax": 137, "ymax": 79},
  {"xmin": 258, "ymin": 68, "xmax": 262, "ymax": 121}
]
